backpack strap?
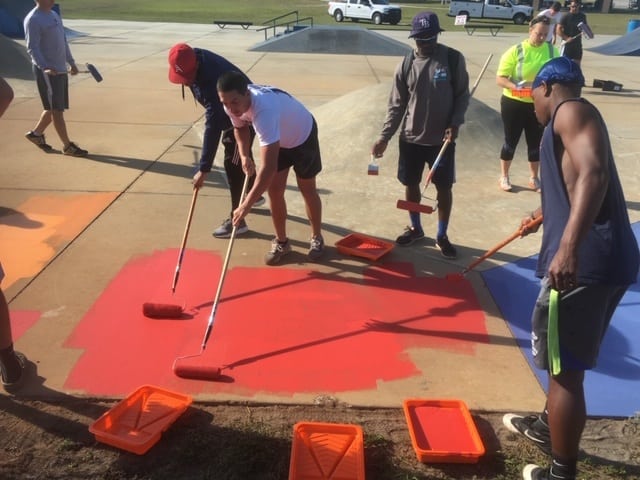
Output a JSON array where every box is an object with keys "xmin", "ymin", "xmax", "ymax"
[{"xmin": 400, "ymin": 47, "xmax": 460, "ymax": 86}]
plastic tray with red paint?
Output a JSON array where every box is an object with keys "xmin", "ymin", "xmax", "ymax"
[
  {"xmin": 403, "ymin": 398, "xmax": 485, "ymax": 463},
  {"xmin": 335, "ymin": 233, "xmax": 394, "ymax": 261},
  {"xmin": 288, "ymin": 421, "xmax": 365, "ymax": 479},
  {"xmin": 89, "ymin": 385, "xmax": 192, "ymax": 455}
]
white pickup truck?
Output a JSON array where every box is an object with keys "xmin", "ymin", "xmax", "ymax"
[
  {"xmin": 448, "ymin": 0, "xmax": 533, "ymax": 24},
  {"xmin": 328, "ymin": 0, "xmax": 402, "ymax": 25}
]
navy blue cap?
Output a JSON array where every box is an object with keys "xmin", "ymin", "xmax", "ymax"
[{"xmin": 409, "ymin": 12, "xmax": 444, "ymax": 39}]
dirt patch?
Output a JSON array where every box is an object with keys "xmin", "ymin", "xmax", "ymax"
[{"xmin": 1, "ymin": 396, "xmax": 639, "ymax": 479}]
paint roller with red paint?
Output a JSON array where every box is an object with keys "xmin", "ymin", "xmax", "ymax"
[
  {"xmin": 142, "ymin": 187, "xmax": 199, "ymax": 319},
  {"xmin": 172, "ymin": 175, "xmax": 250, "ymax": 381}
]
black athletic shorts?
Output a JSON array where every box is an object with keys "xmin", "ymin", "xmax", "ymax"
[
  {"xmin": 34, "ymin": 65, "xmax": 69, "ymax": 111},
  {"xmin": 277, "ymin": 118, "xmax": 322, "ymax": 179},
  {"xmin": 397, "ymin": 139, "xmax": 455, "ymax": 188}
]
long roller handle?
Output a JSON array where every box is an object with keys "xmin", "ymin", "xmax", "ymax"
[
  {"xmin": 201, "ymin": 174, "xmax": 251, "ymax": 350},
  {"xmin": 469, "ymin": 53, "xmax": 493, "ymax": 97},
  {"xmin": 421, "ymin": 53, "xmax": 492, "ymax": 196},
  {"xmin": 171, "ymin": 187, "xmax": 199, "ymax": 293},
  {"xmin": 462, "ymin": 215, "xmax": 543, "ymax": 274},
  {"xmin": 421, "ymin": 139, "xmax": 451, "ymax": 197}
]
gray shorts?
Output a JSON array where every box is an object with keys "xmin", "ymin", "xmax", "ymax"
[
  {"xmin": 277, "ymin": 118, "xmax": 322, "ymax": 179},
  {"xmin": 531, "ymin": 277, "xmax": 628, "ymax": 373},
  {"xmin": 34, "ymin": 65, "xmax": 69, "ymax": 111}
]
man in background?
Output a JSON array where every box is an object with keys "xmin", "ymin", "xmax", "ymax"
[{"xmin": 23, "ymin": 0, "xmax": 87, "ymax": 156}]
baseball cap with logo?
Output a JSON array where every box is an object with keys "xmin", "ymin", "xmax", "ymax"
[
  {"xmin": 168, "ymin": 43, "xmax": 197, "ymax": 84},
  {"xmin": 409, "ymin": 11, "xmax": 444, "ymax": 39}
]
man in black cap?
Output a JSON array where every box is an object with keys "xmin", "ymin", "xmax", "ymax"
[{"xmin": 372, "ymin": 11, "xmax": 470, "ymax": 258}]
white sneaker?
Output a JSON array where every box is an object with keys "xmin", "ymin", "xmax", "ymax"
[
  {"xmin": 499, "ymin": 175, "xmax": 512, "ymax": 192},
  {"xmin": 528, "ymin": 176, "xmax": 541, "ymax": 193}
]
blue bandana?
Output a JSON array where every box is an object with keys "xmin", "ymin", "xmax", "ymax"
[{"xmin": 532, "ymin": 57, "xmax": 585, "ymax": 89}]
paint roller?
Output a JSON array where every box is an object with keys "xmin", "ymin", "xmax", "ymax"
[
  {"xmin": 446, "ymin": 215, "xmax": 543, "ymax": 281},
  {"xmin": 75, "ymin": 63, "xmax": 103, "ymax": 82},
  {"xmin": 142, "ymin": 187, "xmax": 199, "ymax": 318},
  {"xmin": 396, "ymin": 53, "xmax": 493, "ymax": 214},
  {"xmin": 561, "ymin": 21, "xmax": 594, "ymax": 55},
  {"xmin": 172, "ymin": 175, "xmax": 251, "ymax": 381}
]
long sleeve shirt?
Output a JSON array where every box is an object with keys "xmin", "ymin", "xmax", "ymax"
[
  {"xmin": 189, "ymin": 49, "xmax": 250, "ymax": 172},
  {"xmin": 24, "ymin": 7, "xmax": 75, "ymax": 73},
  {"xmin": 379, "ymin": 44, "xmax": 470, "ymax": 146}
]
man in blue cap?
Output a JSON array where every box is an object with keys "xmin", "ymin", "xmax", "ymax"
[
  {"xmin": 372, "ymin": 11, "xmax": 470, "ymax": 258},
  {"xmin": 503, "ymin": 57, "xmax": 639, "ymax": 480}
]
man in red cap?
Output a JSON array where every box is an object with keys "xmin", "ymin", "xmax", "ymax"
[
  {"xmin": 168, "ymin": 43, "xmax": 263, "ymax": 238},
  {"xmin": 372, "ymin": 11, "xmax": 470, "ymax": 259}
]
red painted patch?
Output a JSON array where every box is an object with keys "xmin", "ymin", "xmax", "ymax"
[
  {"xmin": 63, "ymin": 250, "xmax": 488, "ymax": 397},
  {"xmin": 8, "ymin": 311, "xmax": 40, "ymax": 340}
]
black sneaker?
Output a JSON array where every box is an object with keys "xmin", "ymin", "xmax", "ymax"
[
  {"xmin": 25, "ymin": 131, "xmax": 52, "ymax": 151},
  {"xmin": 1, "ymin": 352, "xmax": 28, "ymax": 394},
  {"xmin": 396, "ymin": 227, "xmax": 425, "ymax": 246},
  {"xmin": 503, "ymin": 413, "xmax": 552, "ymax": 455},
  {"xmin": 523, "ymin": 464, "xmax": 572, "ymax": 480},
  {"xmin": 435, "ymin": 235, "xmax": 457, "ymax": 259},
  {"xmin": 63, "ymin": 142, "xmax": 88, "ymax": 157}
]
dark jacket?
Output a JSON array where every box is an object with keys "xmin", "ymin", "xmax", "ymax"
[{"xmin": 190, "ymin": 48, "xmax": 250, "ymax": 172}]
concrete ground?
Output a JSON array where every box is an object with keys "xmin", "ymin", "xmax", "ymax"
[{"xmin": 1, "ymin": 21, "xmax": 639, "ymax": 411}]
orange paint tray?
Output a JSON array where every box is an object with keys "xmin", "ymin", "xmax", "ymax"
[
  {"xmin": 335, "ymin": 232, "xmax": 394, "ymax": 261},
  {"xmin": 89, "ymin": 385, "xmax": 192, "ymax": 455},
  {"xmin": 288, "ymin": 421, "xmax": 365, "ymax": 480},
  {"xmin": 403, "ymin": 399, "xmax": 485, "ymax": 464}
]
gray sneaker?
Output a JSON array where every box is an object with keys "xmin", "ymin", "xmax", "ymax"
[
  {"xmin": 308, "ymin": 235, "xmax": 324, "ymax": 261},
  {"xmin": 252, "ymin": 196, "xmax": 266, "ymax": 209},
  {"xmin": 265, "ymin": 238, "xmax": 291, "ymax": 265},
  {"xmin": 25, "ymin": 131, "xmax": 52, "ymax": 151},
  {"xmin": 213, "ymin": 218, "xmax": 249, "ymax": 238}
]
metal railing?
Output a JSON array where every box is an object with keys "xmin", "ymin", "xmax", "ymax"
[{"xmin": 256, "ymin": 10, "xmax": 314, "ymax": 40}]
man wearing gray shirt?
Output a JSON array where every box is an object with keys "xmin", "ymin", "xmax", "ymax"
[
  {"xmin": 372, "ymin": 11, "xmax": 469, "ymax": 258},
  {"xmin": 24, "ymin": 0, "xmax": 87, "ymax": 156}
]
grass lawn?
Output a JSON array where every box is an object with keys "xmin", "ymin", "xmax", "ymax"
[{"xmin": 58, "ymin": 0, "xmax": 639, "ymax": 35}]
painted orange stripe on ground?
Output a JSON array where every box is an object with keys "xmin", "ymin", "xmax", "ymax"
[
  {"xmin": 0, "ymin": 193, "xmax": 118, "ymax": 288},
  {"xmin": 63, "ymin": 249, "xmax": 489, "ymax": 397}
]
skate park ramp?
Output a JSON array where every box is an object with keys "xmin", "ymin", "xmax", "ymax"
[
  {"xmin": 0, "ymin": 0, "xmax": 32, "ymax": 38},
  {"xmin": 250, "ymin": 25, "xmax": 411, "ymax": 55},
  {"xmin": 0, "ymin": 34, "xmax": 32, "ymax": 79},
  {"xmin": 587, "ymin": 26, "xmax": 640, "ymax": 56}
]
